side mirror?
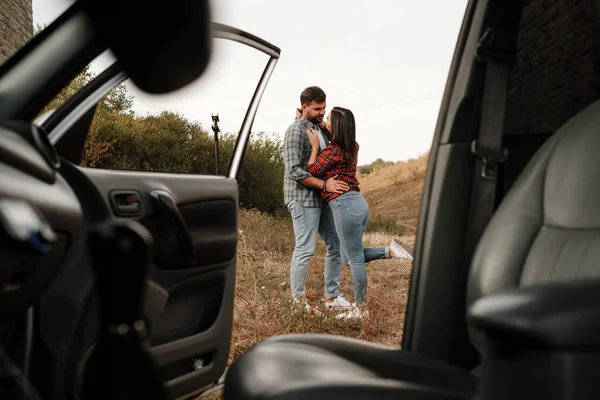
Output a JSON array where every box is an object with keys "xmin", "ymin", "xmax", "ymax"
[{"xmin": 78, "ymin": 0, "xmax": 212, "ymax": 94}]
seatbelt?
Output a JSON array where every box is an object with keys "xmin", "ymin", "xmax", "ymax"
[{"xmin": 464, "ymin": 28, "xmax": 512, "ymax": 260}]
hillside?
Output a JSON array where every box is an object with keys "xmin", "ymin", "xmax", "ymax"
[{"xmin": 359, "ymin": 153, "xmax": 429, "ymax": 236}]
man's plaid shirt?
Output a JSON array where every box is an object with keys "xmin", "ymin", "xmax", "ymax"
[{"xmin": 283, "ymin": 116, "xmax": 328, "ymax": 208}]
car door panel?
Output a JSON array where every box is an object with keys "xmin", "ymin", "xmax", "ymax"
[
  {"xmin": 80, "ymin": 167, "xmax": 238, "ymax": 397},
  {"xmin": 148, "ymin": 199, "xmax": 238, "ymax": 270}
]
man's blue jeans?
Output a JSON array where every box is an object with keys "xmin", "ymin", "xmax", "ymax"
[{"xmin": 288, "ymin": 200, "xmax": 341, "ymax": 300}]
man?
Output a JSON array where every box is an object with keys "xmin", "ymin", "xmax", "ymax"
[{"xmin": 283, "ymin": 86, "xmax": 353, "ymax": 312}]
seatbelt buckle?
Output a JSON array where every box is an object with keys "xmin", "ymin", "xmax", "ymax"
[{"xmin": 471, "ymin": 140, "xmax": 508, "ymax": 180}]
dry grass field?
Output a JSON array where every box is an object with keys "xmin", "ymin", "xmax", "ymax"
[{"xmin": 203, "ymin": 154, "xmax": 428, "ymax": 399}]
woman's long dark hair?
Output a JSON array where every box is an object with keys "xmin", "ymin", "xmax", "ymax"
[{"xmin": 330, "ymin": 106, "xmax": 358, "ymax": 165}]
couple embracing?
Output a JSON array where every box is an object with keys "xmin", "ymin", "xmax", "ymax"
[{"xmin": 283, "ymin": 86, "xmax": 413, "ymax": 320}]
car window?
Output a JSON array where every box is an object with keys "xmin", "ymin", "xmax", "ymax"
[
  {"xmin": 34, "ymin": 48, "xmax": 116, "ymax": 125},
  {"xmin": 71, "ymin": 38, "xmax": 271, "ymax": 176}
]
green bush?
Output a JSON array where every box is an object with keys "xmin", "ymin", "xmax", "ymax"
[
  {"xmin": 91, "ymin": 111, "xmax": 286, "ymax": 214},
  {"xmin": 358, "ymin": 165, "xmax": 373, "ymax": 175},
  {"xmin": 359, "ymin": 158, "xmax": 397, "ymax": 175}
]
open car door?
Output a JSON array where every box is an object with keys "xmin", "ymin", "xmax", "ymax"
[{"xmin": 36, "ymin": 23, "xmax": 280, "ymax": 400}]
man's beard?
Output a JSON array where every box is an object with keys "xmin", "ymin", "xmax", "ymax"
[{"xmin": 307, "ymin": 115, "xmax": 323, "ymax": 125}]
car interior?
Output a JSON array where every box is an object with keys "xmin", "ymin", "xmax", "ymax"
[{"xmin": 1, "ymin": 0, "xmax": 600, "ymax": 399}]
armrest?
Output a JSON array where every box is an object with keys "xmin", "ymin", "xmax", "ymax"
[
  {"xmin": 468, "ymin": 279, "xmax": 600, "ymax": 349},
  {"xmin": 468, "ymin": 280, "xmax": 600, "ymax": 400}
]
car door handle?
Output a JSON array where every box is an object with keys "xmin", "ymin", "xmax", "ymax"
[
  {"xmin": 109, "ymin": 190, "xmax": 142, "ymax": 216},
  {"xmin": 150, "ymin": 190, "xmax": 198, "ymax": 267}
]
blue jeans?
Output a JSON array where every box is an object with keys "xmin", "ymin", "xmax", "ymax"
[
  {"xmin": 329, "ymin": 191, "xmax": 378, "ymax": 305},
  {"xmin": 341, "ymin": 247, "xmax": 389, "ymax": 266},
  {"xmin": 288, "ymin": 200, "xmax": 342, "ymax": 300}
]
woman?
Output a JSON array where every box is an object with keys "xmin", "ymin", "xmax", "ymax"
[{"xmin": 306, "ymin": 106, "xmax": 413, "ymax": 319}]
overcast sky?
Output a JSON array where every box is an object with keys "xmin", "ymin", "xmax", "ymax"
[{"xmin": 33, "ymin": 0, "xmax": 468, "ymax": 164}]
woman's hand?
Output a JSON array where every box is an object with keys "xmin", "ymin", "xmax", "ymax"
[
  {"xmin": 295, "ymin": 108, "xmax": 302, "ymax": 120},
  {"xmin": 306, "ymin": 128, "xmax": 321, "ymax": 150}
]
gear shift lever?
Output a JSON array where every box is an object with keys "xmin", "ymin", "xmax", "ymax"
[{"xmin": 81, "ymin": 220, "xmax": 168, "ymax": 400}]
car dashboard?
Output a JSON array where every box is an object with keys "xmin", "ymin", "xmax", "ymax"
[{"xmin": 0, "ymin": 121, "xmax": 85, "ymax": 340}]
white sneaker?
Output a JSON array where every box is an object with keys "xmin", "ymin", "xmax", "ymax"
[
  {"xmin": 325, "ymin": 294, "xmax": 353, "ymax": 311},
  {"xmin": 292, "ymin": 298, "xmax": 323, "ymax": 317},
  {"xmin": 390, "ymin": 238, "xmax": 414, "ymax": 261},
  {"xmin": 335, "ymin": 303, "xmax": 368, "ymax": 320}
]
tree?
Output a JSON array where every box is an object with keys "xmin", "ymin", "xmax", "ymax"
[
  {"xmin": 40, "ymin": 65, "xmax": 95, "ymax": 115},
  {"xmin": 38, "ymin": 58, "xmax": 135, "ymax": 167}
]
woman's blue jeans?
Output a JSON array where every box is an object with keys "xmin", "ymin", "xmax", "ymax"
[{"xmin": 329, "ymin": 191, "xmax": 385, "ymax": 305}]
